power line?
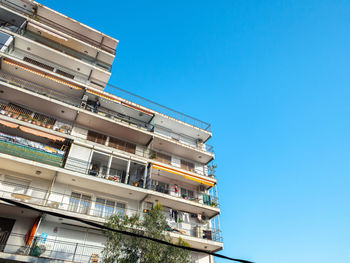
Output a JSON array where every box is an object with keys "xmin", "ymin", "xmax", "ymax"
[{"xmin": 0, "ymin": 197, "xmax": 254, "ymax": 263}]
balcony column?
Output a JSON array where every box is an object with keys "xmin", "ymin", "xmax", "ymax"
[
  {"xmin": 106, "ymin": 154, "xmax": 112, "ymax": 178},
  {"xmin": 142, "ymin": 164, "xmax": 148, "ymax": 188},
  {"xmin": 125, "ymin": 159, "xmax": 131, "ymax": 184},
  {"xmin": 143, "ymin": 163, "xmax": 152, "ymax": 189},
  {"xmin": 44, "ymin": 171, "xmax": 58, "ymax": 205}
]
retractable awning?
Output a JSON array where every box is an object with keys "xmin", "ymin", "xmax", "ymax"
[{"xmin": 152, "ymin": 163, "xmax": 215, "ymax": 187}]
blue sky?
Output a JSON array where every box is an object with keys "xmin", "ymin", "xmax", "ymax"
[{"xmin": 41, "ymin": 1, "xmax": 350, "ymax": 262}]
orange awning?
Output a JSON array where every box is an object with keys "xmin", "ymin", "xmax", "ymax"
[
  {"xmin": 25, "ymin": 216, "xmax": 41, "ymax": 246},
  {"xmin": 152, "ymin": 163, "xmax": 215, "ymax": 187},
  {"xmin": 19, "ymin": 126, "xmax": 65, "ymax": 142},
  {"xmin": 3, "ymin": 58, "xmax": 83, "ymax": 90},
  {"xmin": 0, "ymin": 119, "xmax": 19, "ymax": 129}
]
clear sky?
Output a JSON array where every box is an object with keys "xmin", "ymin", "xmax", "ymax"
[{"xmin": 40, "ymin": 1, "xmax": 350, "ymax": 262}]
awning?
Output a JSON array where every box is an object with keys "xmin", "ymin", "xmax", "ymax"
[
  {"xmin": 19, "ymin": 126, "xmax": 65, "ymax": 142},
  {"xmin": 3, "ymin": 58, "xmax": 83, "ymax": 90},
  {"xmin": 25, "ymin": 216, "xmax": 41, "ymax": 247},
  {"xmin": 0, "ymin": 119, "xmax": 19, "ymax": 129},
  {"xmin": 87, "ymin": 89, "xmax": 154, "ymax": 116},
  {"xmin": 0, "ymin": 119, "xmax": 64, "ymax": 141},
  {"xmin": 152, "ymin": 163, "xmax": 215, "ymax": 187}
]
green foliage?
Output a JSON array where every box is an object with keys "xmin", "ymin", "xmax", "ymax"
[{"xmin": 102, "ymin": 203, "xmax": 192, "ymax": 263}]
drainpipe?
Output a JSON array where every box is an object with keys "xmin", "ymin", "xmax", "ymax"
[{"xmin": 44, "ymin": 172, "xmax": 57, "ymax": 205}]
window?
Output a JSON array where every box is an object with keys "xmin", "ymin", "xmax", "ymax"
[
  {"xmin": 87, "ymin": 130, "xmax": 107, "ymax": 145},
  {"xmin": 153, "ymin": 151, "xmax": 171, "ymax": 165},
  {"xmin": 23, "ymin": 57, "xmax": 54, "ymax": 71},
  {"xmin": 151, "ymin": 180, "xmax": 169, "ymax": 194},
  {"xmin": 180, "ymin": 159, "xmax": 195, "ymax": 172},
  {"xmin": 181, "ymin": 188, "xmax": 194, "ymax": 199},
  {"xmin": 108, "ymin": 137, "xmax": 136, "ymax": 154},
  {"xmin": 94, "ymin": 197, "xmax": 126, "ymax": 218},
  {"xmin": 69, "ymin": 192, "xmax": 91, "ymax": 214}
]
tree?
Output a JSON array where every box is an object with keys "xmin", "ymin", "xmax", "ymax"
[{"xmin": 102, "ymin": 203, "xmax": 192, "ymax": 263}]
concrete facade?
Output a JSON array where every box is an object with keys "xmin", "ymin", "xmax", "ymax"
[{"xmin": 0, "ymin": 1, "xmax": 222, "ymax": 262}]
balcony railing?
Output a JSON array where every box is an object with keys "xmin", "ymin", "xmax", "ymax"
[
  {"xmin": 65, "ymin": 156, "xmax": 218, "ymax": 208},
  {"xmin": 0, "ymin": 232, "xmax": 104, "ymax": 263},
  {"xmin": 0, "ymin": 72, "xmax": 154, "ymax": 133},
  {"xmin": 0, "ymin": 100, "xmax": 73, "ymax": 134},
  {"xmin": 0, "ymin": 72, "xmax": 215, "ymax": 156},
  {"xmin": 0, "ymin": 3, "xmax": 212, "ymax": 133},
  {"xmin": 21, "ymin": 30, "xmax": 112, "ymax": 72},
  {"xmin": 0, "ymin": 133, "xmax": 64, "ymax": 167},
  {"xmin": 0, "ymin": 133, "xmax": 218, "ymax": 209},
  {"xmin": 105, "ymin": 83, "xmax": 212, "ymax": 132},
  {"xmin": 0, "ymin": 21, "xmax": 112, "ymax": 72},
  {"xmin": 0, "ymin": 0, "xmax": 117, "ymax": 55},
  {"xmin": 153, "ymin": 124, "xmax": 214, "ymax": 154},
  {"xmin": 149, "ymin": 182, "xmax": 219, "ymax": 208},
  {"xmin": 0, "ymin": 71, "xmax": 81, "ymax": 106},
  {"xmin": 0, "ymin": 182, "xmax": 222, "ymax": 242}
]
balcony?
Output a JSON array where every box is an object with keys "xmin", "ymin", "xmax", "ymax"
[
  {"xmin": 150, "ymin": 150, "xmax": 216, "ymax": 179},
  {"xmin": 0, "ymin": 131, "xmax": 219, "ymax": 211},
  {"xmin": 0, "ymin": 132, "xmax": 65, "ymax": 167},
  {"xmin": 1, "ymin": 33, "xmax": 111, "ymax": 87},
  {"xmin": 0, "ymin": 68, "xmax": 214, "ymax": 160},
  {"xmin": 149, "ymin": 179, "xmax": 219, "ymax": 208},
  {"xmin": 0, "ymin": 180, "xmax": 222, "ymax": 243},
  {"xmin": 21, "ymin": 30, "xmax": 112, "ymax": 72},
  {"xmin": 0, "ymin": 71, "xmax": 82, "ymax": 107},
  {"xmin": 0, "ymin": 232, "xmax": 104, "ymax": 263},
  {"xmin": 0, "ymin": 100, "xmax": 73, "ymax": 134},
  {"xmin": 0, "ymin": 0, "xmax": 118, "ymax": 55},
  {"xmin": 0, "ymin": 71, "xmax": 154, "ymax": 141}
]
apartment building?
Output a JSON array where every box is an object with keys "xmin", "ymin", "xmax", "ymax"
[{"xmin": 0, "ymin": 1, "xmax": 222, "ymax": 262}]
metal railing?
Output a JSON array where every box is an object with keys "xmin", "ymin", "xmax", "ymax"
[
  {"xmin": 0, "ymin": 2, "xmax": 213, "ymax": 133},
  {"xmin": 0, "ymin": 72, "xmax": 154, "ymax": 133},
  {"xmin": 0, "ymin": 98, "xmax": 73, "ymax": 134},
  {"xmin": 0, "ymin": 71, "xmax": 82, "ymax": 107},
  {"xmin": 85, "ymin": 103, "xmax": 153, "ymax": 132},
  {"xmin": 0, "ymin": 133, "xmax": 218, "ymax": 209},
  {"xmin": 0, "ymin": 72, "xmax": 214, "ymax": 155},
  {"xmin": 0, "ymin": 232, "xmax": 104, "ymax": 263},
  {"xmin": 106, "ymin": 83, "xmax": 212, "ymax": 132},
  {"xmin": 153, "ymin": 124, "xmax": 214, "ymax": 154},
  {"xmin": 149, "ymin": 183, "xmax": 219, "ymax": 208},
  {"xmin": 0, "ymin": 136, "xmax": 64, "ymax": 167},
  {"xmin": 65, "ymin": 156, "xmax": 219, "ymax": 207},
  {"xmin": 0, "ymin": 182, "xmax": 222, "ymax": 242},
  {"xmin": 0, "ymin": 0, "xmax": 117, "ymax": 55},
  {"xmin": 22, "ymin": 30, "xmax": 112, "ymax": 72}
]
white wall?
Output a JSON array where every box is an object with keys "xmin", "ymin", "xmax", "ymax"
[
  {"xmin": 0, "ymin": 204, "xmax": 39, "ymax": 254},
  {"xmin": 192, "ymin": 252, "xmax": 214, "ymax": 263},
  {"xmin": 49, "ymin": 182, "xmax": 140, "ymax": 218},
  {"xmin": 70, "ymin": 126, "xmax": 88, "ymax": 140},
  {"xmin": 65, "ymin": 143, "xmax": 92, "ymax": 173}
]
